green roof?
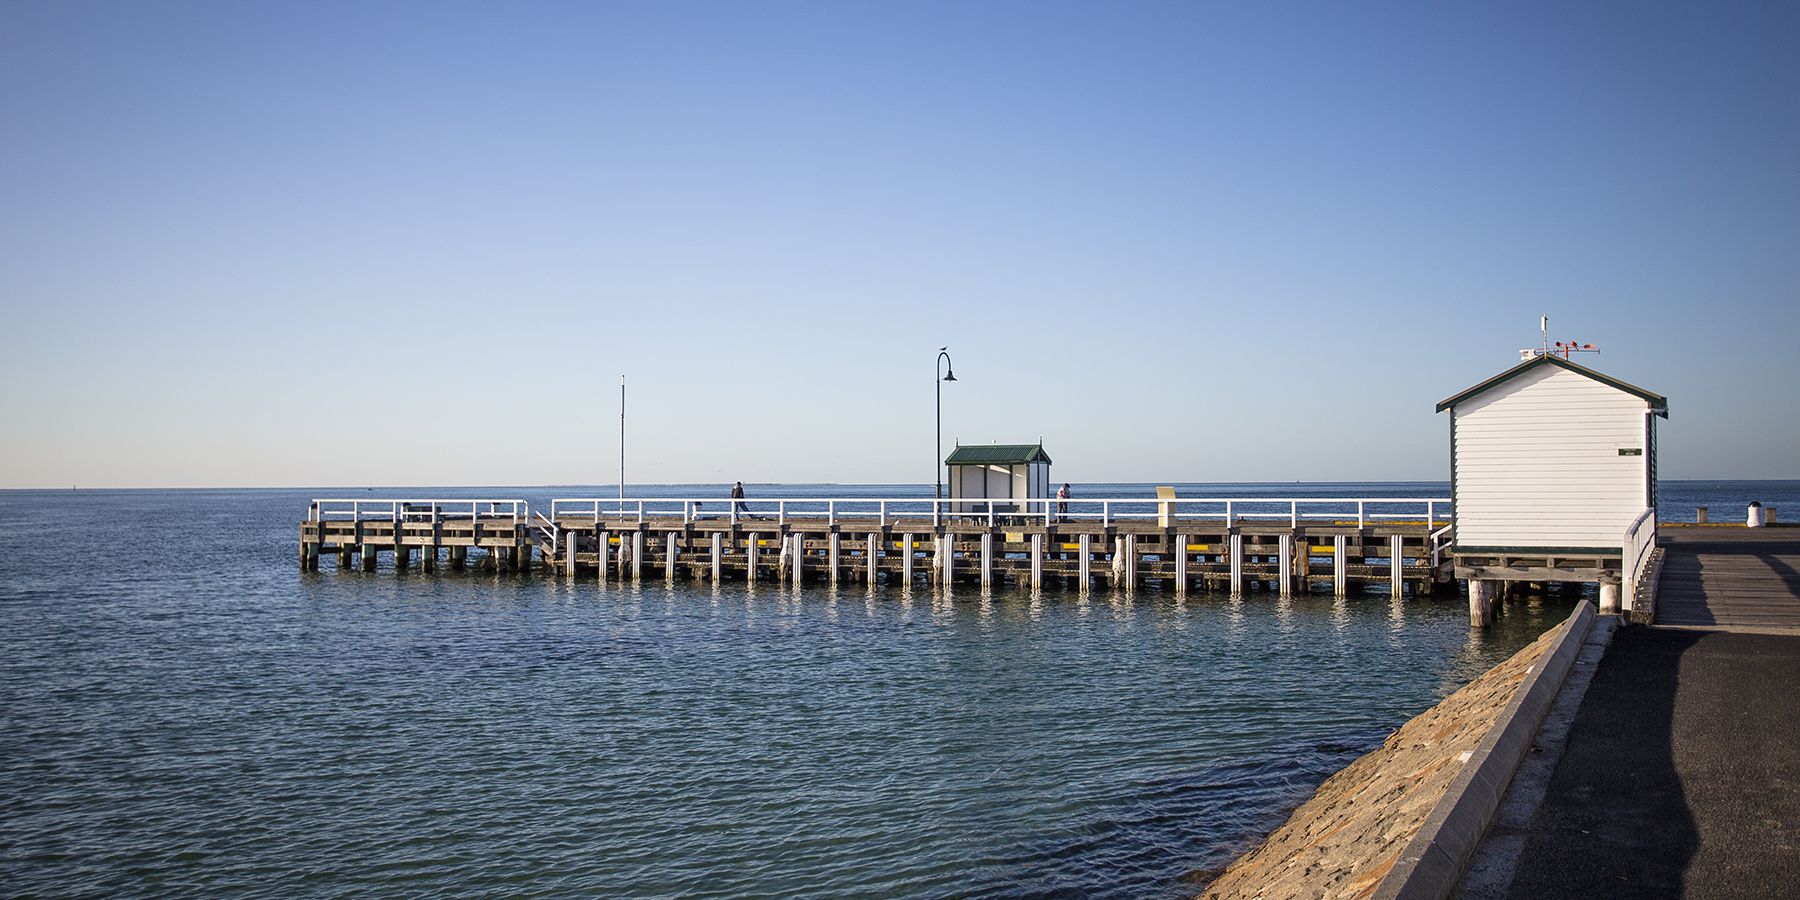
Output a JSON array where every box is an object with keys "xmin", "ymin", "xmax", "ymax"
[
  {"xmin": 944, "ymin": 444, "xmax": 1052, "ymax": 466},
  {"xmin": 1436, "ymin": 355, "xmax": 1668, "ymax": 418}
]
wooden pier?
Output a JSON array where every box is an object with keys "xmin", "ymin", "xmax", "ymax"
[{"xmin": 299, "ymin": 496, "xmax": 1454, "ymax": 596}]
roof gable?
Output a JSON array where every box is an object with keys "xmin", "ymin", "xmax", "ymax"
[
  {"xmin": 1436, "ymin": 355, "xmax": 1668, "ymax": 417},
  {"xmin": 944, "ymin": 444, "xmax": 1053, "ymax": 465}
]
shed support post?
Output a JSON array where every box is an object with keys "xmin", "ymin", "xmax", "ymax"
[
  {"xmin": 1599, "ymin": 578, "xmax": 1621, "ymax": 615},
  {"xmin": 1470, "ymin": 578, "xmax": 1497, "ymax": 626},
  {"xmin": 1229, "ymin": 533, "xmax": 1243, "ymax": 593},
  {"xmin": 1390, "ymin": 534, "xmax": 1405, "ymax": 599},
  {"xmin": 1334, "ymin": 535, "xmax": 1348, "ymax": 597}
]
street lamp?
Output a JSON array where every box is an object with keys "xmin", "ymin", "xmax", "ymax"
[{"xmin": 936, "ymin": 348, "xmax": 956, "ymax": 500}]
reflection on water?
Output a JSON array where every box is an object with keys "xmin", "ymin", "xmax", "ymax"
[{"xmin": 1, "ymin": 487, "xmax": 1578, "ymax": 900}]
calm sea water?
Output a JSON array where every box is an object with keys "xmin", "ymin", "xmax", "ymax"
[{"xmin": 2, "ymin": 481, "xmax": 1785, "ymax": 899}]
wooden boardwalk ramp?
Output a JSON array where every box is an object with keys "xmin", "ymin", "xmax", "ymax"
[{"xmin": 1654, "ymin": 526, "xmax": 1800, "ymax": 634}]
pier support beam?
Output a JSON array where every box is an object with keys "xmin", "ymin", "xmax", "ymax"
[
  {"xmin": 597, "ymin": 531, "xmax": 609, "ymax": 581},
  {"xmin": 902, "ymin": 533, "xmax": 914, "ymax": 584},
  {"xmin": 1390, "ymin": 534, "xmax": 1404, "ymax": 599},
  {"xmin": 792, "ymin": 533, "xmax": 805, "ymax": 585},
  {"xmin": 711, "ymin": 532, "xmax": 722, "ymax": 582},
  {"xmin": 1030, "ymin": 534, "xmax": 1043, "ymax": 590},
  {"xmin": 1174, "ymin": 534, "xmax": 1187, "ymax": 593},
  {"xmin": 980, "ymin": 533, "xmax": 993, "ymax": 586},
  {"xmin": 866, "ymin": 533, "xmax": 879, "ymax": 584},
  {"xmin": 449, "ymin": 545, "xmax": 466, "ymax": 571},
  {"xmin": 363, "ymin": 544, "xmax": 378, "ymax": 572},
  {"xmin": 1278, "ymin": 534, "xmax": 1293, "ymax": 597},
  {"xmin": 565, "ymin": 529, "xmax": 578, "ymax": 577},
  {"xmin": 938, "ymin": 533, "xmax": 953, "ymax": 585},
  {"xmin": 1079, "ymin": 533, "xmax": 1091, "ymax": 586},
  {"xmin": 665, "ymin": 533, "xmax": 678, "ymax": 581},
  {"xmin": 1125, "ymin": 534, "xmax": 1137, "ymax": 590},
  {"xmin": 1470, "ymin": 578, "xmax": 1497, "ymax": 626},
  {"xmin": 1334, "ymin": 535, "xmax": 1348, "ymax": 597},
  {"xmin": 830, "ymin": 532, "xmax": 841, "ymax": 584},
  {"xmin": 632, "ymin": 531, "xmax": 644, "ymax": 580},
  {"xmin": 1229, "ymin": 533, "xmax": 1243, "ymax": 593},
  {"xmin": 746, "ymin": 533, "xmax": 758, "ymax": 581}
]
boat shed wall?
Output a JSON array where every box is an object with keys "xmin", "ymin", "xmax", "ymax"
[{"xmin": 1450, "ymin": 362, "xmax": 1657, "ymax": 552}]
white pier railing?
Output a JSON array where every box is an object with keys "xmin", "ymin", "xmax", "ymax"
[
  {"xmin": 545, "ymin": 496, "xmax": 1452, "ymax": 530},
  {"xmin": 308, "ymin": 499, "xmax": 532, "ymax": 526}
]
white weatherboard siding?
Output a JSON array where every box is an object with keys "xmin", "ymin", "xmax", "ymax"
[{"xmin": 1454, "ymin": 365, "xmax": 1650, "ymax": 550}]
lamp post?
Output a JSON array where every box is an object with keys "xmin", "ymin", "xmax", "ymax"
[{"xmin": 936, "ymin": 348, "xmax": 956, "ymax": 500}]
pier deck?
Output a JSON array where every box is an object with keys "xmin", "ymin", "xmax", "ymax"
[
  {"xmin": 1652, "ymin": 526, "xmax": 1800, "ymax": 634},
  {"xmin": 299, "ymin": 496, "xmax": 1454, "ymax": 595}
]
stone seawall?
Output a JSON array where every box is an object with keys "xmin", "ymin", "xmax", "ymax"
[{"xmin": 1196, "ymin": 625, "xmax": 1562, "ymax": 900}]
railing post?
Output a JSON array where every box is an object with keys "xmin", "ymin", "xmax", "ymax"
[
  {"xmin": 829, "ymin": 500, "xmax": 835, "ymax": 529},
  {"xmin": 932, "ymin": 499, "xmax": 940, "ymax": 529},
  {"xmin": 1225, "ymin": 500, "xmax": 1232, "ymax": 525},
  {"xmin": 1357, "ymin": 501, "xmax": 1365, "ymax": 529},
  {"xmin": 1291, "ymin": 500, "xmax": 1297, "ymax": 528},
  {"xmin": 879, "ymin": 501, "xmax": 886, "ymax": 529},
  {"xmin": 1102, "ymin": 501, "xmax": 1110, "ymax": 528}
]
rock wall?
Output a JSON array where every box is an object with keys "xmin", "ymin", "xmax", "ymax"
[{"xmin": 1196, "ymin": 626, "xmax": 1559, "ymax": 900}]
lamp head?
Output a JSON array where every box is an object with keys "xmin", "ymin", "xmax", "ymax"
[{"xmin": 942, "ymin": 369, "xmax": 956, "ymax": 383}]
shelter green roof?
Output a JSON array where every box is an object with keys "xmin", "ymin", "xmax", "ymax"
[
  {"xmin": 944, "ymin": 444, "xmax": 1053, "ymax": 466},
  {"xmin": 1435, "ymin": 355, "xmax": 1668, "ymax": 417}
]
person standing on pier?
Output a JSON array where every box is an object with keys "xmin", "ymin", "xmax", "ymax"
[
  {"xmin": 732, "ymin": 481, "xmax": 749, "ymax": 516},
  {"xmin": 1057, "ymin": 483, "xmax": 1070, "ymax": 514}
]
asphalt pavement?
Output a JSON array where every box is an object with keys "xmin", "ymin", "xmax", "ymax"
[{"xmin": 1503, "ymin": 626, "xmax": 1800, "ymax": 899}]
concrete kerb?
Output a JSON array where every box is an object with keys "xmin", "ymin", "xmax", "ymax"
[{"xmin": 1373, "ymin": 600, "xmax": 1598, "ymax": 900}]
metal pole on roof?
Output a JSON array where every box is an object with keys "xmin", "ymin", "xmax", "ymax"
[
  {"xmin": 936, "ymin": 348, "xmax": 956, "ymax": 501},
  {"xmin": 619, "ymin": 376, "xmax": 626, "ymax": 517}
]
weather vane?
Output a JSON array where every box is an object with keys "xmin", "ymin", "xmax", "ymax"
[{"xmin": 1520, "ymin": 316, "xmax": 1599, "ymax": 361}]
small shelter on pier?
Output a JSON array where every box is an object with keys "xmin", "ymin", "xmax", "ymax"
[
  {"xmin": 1437, "ymin": 355, "xmax": 1668, "ymax": 622},
  {"xmin": 946, "ymin": 443, "xmax": 1052, "ymax": 514}
]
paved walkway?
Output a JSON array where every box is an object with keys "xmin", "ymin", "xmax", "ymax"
[{"xmin": 1475, "ymin": 528, "xmax": 1800, "ymax": 899}]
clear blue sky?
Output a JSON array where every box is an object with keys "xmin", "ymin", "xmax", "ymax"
[{"xmin": 2, "ymin": 1, "xmax": 1795, "ymax": 488}]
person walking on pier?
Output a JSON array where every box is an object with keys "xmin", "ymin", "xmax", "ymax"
[
  {"xmin": 732, "ymin": 481, "xmax": 750, "ymax": 516},
  {"xmin": 1057, "ymin": 483, "xmax": 1070, "ymax": 515}
]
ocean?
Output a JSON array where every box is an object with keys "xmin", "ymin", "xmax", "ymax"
[{"xmin": 1, "ymin": 481, "xmax": 1790, "ymax": 899}]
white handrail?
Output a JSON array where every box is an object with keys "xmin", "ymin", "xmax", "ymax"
[{"xmin": 1622, "ymin": 507, "xmax": 1657, "ymax": 610}]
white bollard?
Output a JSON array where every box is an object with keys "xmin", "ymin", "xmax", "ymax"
[{"xmin": 1749, "ymin": 502, "xmax": 1766, "ymax": 527}]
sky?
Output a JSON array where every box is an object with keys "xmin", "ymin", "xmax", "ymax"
[{"xmin": 2, "ymin": 1, "xmax": 1795, "ymax": 489}]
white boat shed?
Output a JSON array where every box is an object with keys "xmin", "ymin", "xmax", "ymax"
[
  {"xmin": 1436, "ymin": 355, "xmax": 1668, "ymax": 624},
  {"xmin": 946, "ymin": 443, "xmax": 1052, "ymax": 515}
]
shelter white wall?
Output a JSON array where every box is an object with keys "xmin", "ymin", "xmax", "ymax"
[{"xmin": 1453, "ymin": 364, "xmax": 1653, "ymax": 551}]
